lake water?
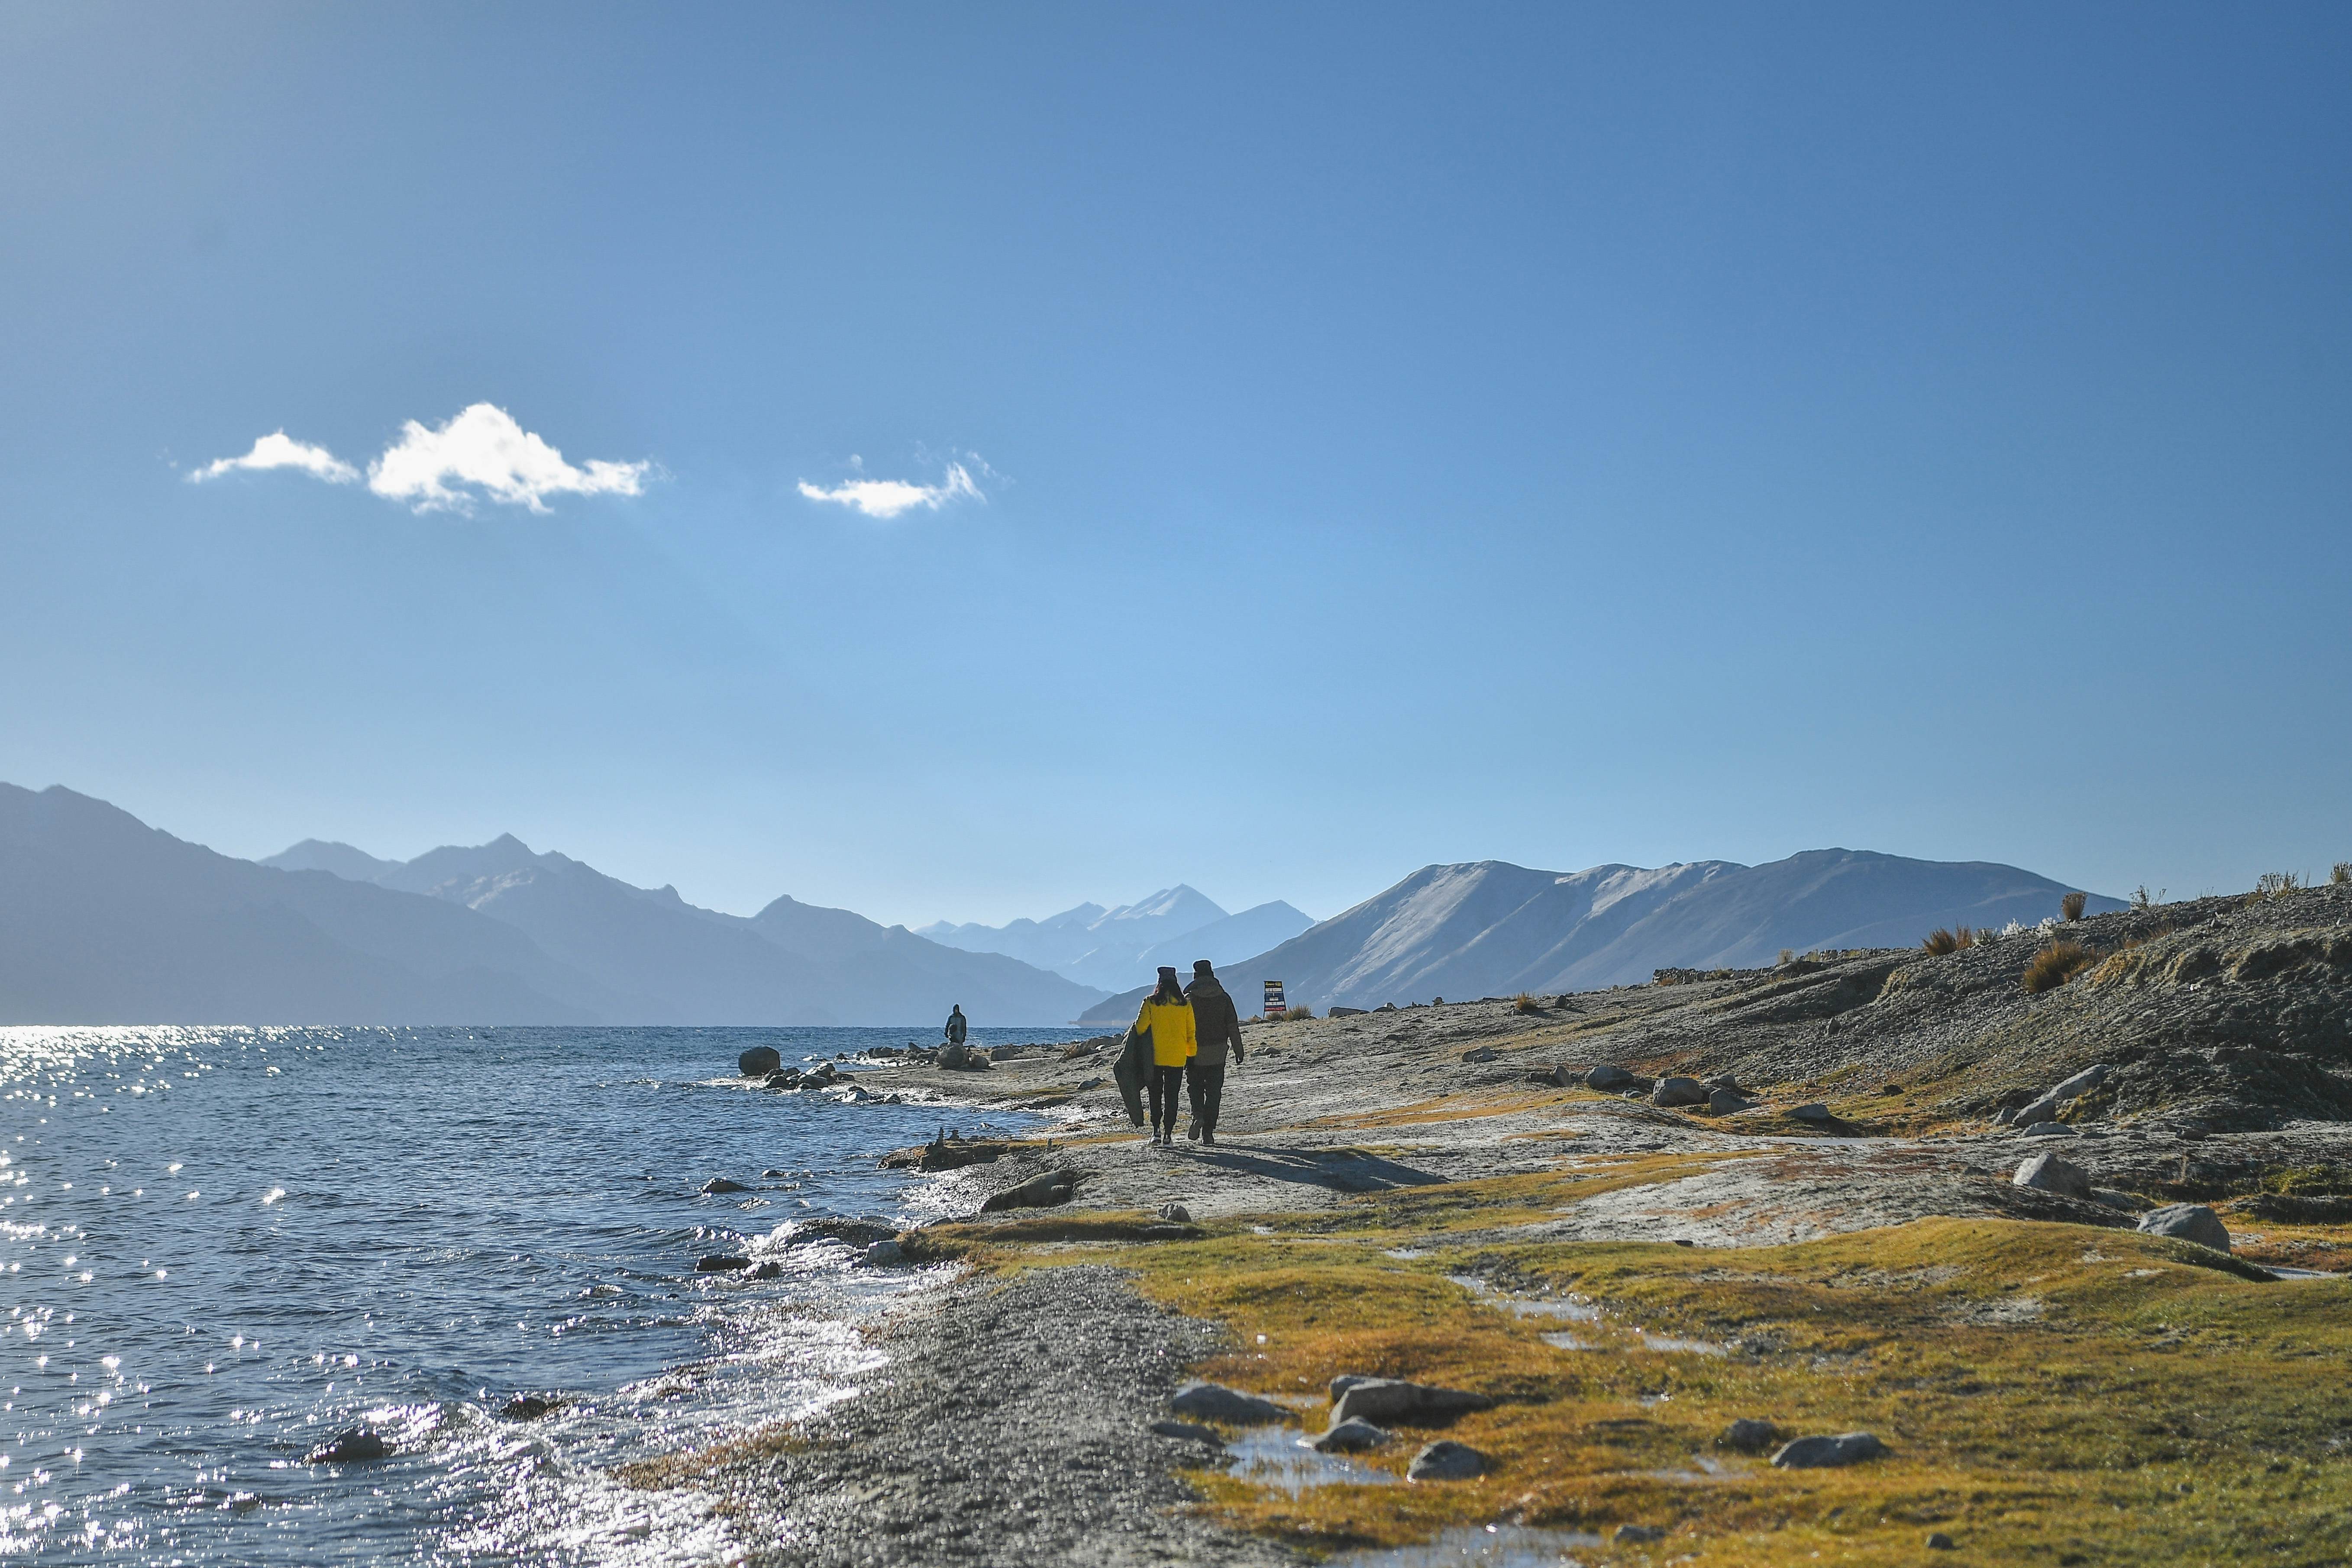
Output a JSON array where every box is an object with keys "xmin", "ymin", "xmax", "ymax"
[{"xmin": 0, "ymin": 1025, "xmax": 1088, "ymax": 1565}]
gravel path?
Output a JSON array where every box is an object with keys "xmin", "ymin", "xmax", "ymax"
[{"xmin": 707, "ymin": 1266, "xmax": 1300, "ymax": 1568}]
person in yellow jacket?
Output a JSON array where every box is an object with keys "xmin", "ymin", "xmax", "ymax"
[{"xmin": 1130, "ymin": 965, "xmax": 1197, "ymax": 1146}]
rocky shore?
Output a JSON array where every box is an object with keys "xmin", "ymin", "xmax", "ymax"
[{"xmin": 641, "ymin": 882, "xmax": 2352, "ymax": 1565}]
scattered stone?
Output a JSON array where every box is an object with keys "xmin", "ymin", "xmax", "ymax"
[
  {"xmin": 1312, "ymin": 1418, "xmax": 1392, "ymax": 1452},
  {"xmin": 1461, "ymin": 1046, "xmax": 1500, "ymax": 1064},
  {"xmin": 1614, "ymin": 1524, "xmax": 1666, "ymax": 1544},
  {"xmin": 2138, "ymin": 1203, "xmax": 2231, "ymax": 1252},
  {"xmin": 763, "ymin": 1068, "xmax": 801, "ymax": 1090},
  {"xmin": 2020, "ymin": 1121, "xmax": 2079, "ymax": 1138},
  {"xmin": 305, "ymin": 1429, "xmax": 388, "ymax": 1463},
  {"xmin": 2091, "ymin": 1188, "xmax": 2141, "ymax": 1211},
  {"xmin": 1330, "ymin": 1377, "xmax": 1495, "ymax": 1427},
  {"xmin": 1405, "ymin": 1439, "xmax": 1487, "ymax": 1481},
  {"xmin": 1586, "ymin": 1064, "xmax": 1646, "ymax": 1092},
  {"xmin": 1076, "ymin": 1076, "xmax": 1105, "ymax": 1090},
  {"xmin": 1926, "ymin": 1532, "xmax": 1957, "ymax": 1550},
  {"xmin": 1328, "ymin": 1373, "xmax": 1378, "ymax": 1401},
  {"xmin": 1651, "ymin": 1076, "xmax": 1709, "ymax": 1108},
  {"xmin": 1706, "ymin": 1087, "xmax": 1755, "ymax": 1115},
  {"xmin": 1169, "ymin": 1381, "xmax": 1290, "ymax": 1426},
  {"xmin": 696, "ymin": 1253, "xmax": 753, "ymax": 1271},
  {"xmin": 1787, "ymin": 1102, "xmax": 1833, "ymax": 1122},
  {"xmin": 1148, "ymin": 1418, "xmax": 1224, "ymax": 1444},
  {"xmin": 2013, "ymin": 1063, "xmax": 2112, "ymax": 1126},
  {"xmin": 738, "ymin": 1046, "xmax": 782, "ymax": 1077},
  {"xmin": 499, "ymin": 1395, "xmax": 559, "ymax": 1420},
  {"xmin": 700, "ymin": 1177, "xmax": 750, "ymax": 1195},
  {"xmin": 762, "ymin": 1168, "xmax": 790, "ymax": 1178},
  {"xmin": 1770, "ymin": 1432, "xmax": 1888, "ymax": 1468},
  {"xmin": 2013, "ymin": 1151, "xmax": 2092, "ymax": 1200},
  {"xmin": 980, "ymin": 1168, "xmax": 1080, "ymax": 1213},
  {"xmin": 1159, "ymin": 1202, "xmax": 1193, "ymax": 1223},
  {"xmin": 749, "ymin": 1260, "xmax": 783, "ymax": 1279},
  {"xmin": 990, "ymin": 1043, "xmax": 1031, "ymax": 1061},
  {"xmin": 1717, "ymin": 1418, "xmax": 1780, "ymax": 1453},
  {"xmin": 1329, "ymin": 1006, "xmax": 1367, "ymax": 1017},
  {"xmin": 861, "ymin": 1239, "xmax": 906, "ymax": 1267}
]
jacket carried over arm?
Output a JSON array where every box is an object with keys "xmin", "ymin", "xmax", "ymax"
[
  {"xmin": 1183, "ymin": 976, "xmax": 1245, "ymax": 1067},
  {"xmin": 1132, "ymin": 997, "xmax": 1197, "ymax": 1068}
]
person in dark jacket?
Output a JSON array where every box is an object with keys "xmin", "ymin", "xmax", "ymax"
[
  {"xmin": 943, "ymin": 1005, "xmax": 968, "ymax": 1047},
  {"xmin": 1182, "ymin": 959, "xmax": 1244, "ymax": 1144}
]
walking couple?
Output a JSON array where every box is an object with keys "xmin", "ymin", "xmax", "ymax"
[{"xmin": 1123, "ymin": 959, "xmax": 1246, "ymax": 1146}]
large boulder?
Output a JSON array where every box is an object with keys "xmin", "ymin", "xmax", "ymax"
[
  {"xmin": 1405, "ymin": 1440, "xmax": 1488, "ymax": 1481},
  {"xmin": 738, "ymin": 1046, "xmax": 782, "ymax": 1077},
  {"xmin": 979, "ymin": 1168, "xmax": 1080, "ymax": 1212},
  {"xmin": 1771, "ymin": 1432, "xmax": 1888, "ymax": 1468},
  {"xmin": 2013, "ymin": 1063, "xmax": 2111, "ymax": 1125},
  {"xmin": 1586, "ymin": 1064, "xmax": 1650, "ymax": 1093},
  {"xmin": 1706, "ymin": 1087, "xmax": 1756, "ymax": 1115},
  {"xmin": 1330, "ymin": 1377, "xmax": 1494, "ymax": 1427},
  {"xmin": 2012, "ymin": 1151, "xmax": 2092, "ymax": 1201},
  {"xmin": 1651, "ymin": 1076, "xmax": 1709, "ymax": 1108},
  {"xmin": 2138, "ymin": 1203, "xmax": 2232, "ymax": 1252},
  {"xmin": 1169, "ymin": 1382, "xmax": 1290, "ymax": 1426}
]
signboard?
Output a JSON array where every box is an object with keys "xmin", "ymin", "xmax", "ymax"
[{"xmin": 1263, "ymin": 980, "xmax": 1286, "ymax": 1016}]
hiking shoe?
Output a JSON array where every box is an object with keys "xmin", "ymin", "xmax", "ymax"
[
  {"xmin": 1203, "ymin": 1130, "xmax": 1216, "ymax": 1145},
  {"xmin": 1186, "ymin": 1122, "xmax": 1201, "ymax": 1141}
]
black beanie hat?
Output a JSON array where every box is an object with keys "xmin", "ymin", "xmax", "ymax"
[{"xmin": 1193, "ymin": 960, "xmax": 1214, "ymax": 975}]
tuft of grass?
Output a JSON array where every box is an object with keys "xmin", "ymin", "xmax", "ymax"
[
  {"xmin": 2131, "ymin": 883, "xmax": 2167, "ymax": 910},
  {"xmin": 1777, "ymin": 947, "xmax": 1794, "ymax": 966},
  {"xmin": 2333, "ymin": 862, "xmax": 2351, "ymax": 886},
  {"xmin": 2023, "ymin": 940, "xmax": 2095, "ymax": 994},
  {"xmin": 2060, "ymin": 890, "xmax": 2088, "ymax": 921},
  {"xmin": 1922, "ymin": 928, "xmax": 1961, "ymax": 956},
  {"xmin": 1277, "ymin": 1005, "xmax": 1315, "ymax": 1022},
  {"xmin": 1513, "ymin": 992, "xmax": 1541, "ymax": 1014},
  {"xmin": 2256, "ymin": 871, "xmax": 2302, "ymax": 896}
]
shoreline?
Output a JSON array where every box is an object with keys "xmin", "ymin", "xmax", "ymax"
[{"xmin": 651, "ymin": 890, "xmax": 2352, "ymax": 1565}]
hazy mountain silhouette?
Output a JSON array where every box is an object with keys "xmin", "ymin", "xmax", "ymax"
[
  {"xmin": 264, "ymin": 838, "xmax": 404, "ymax": 882},
  {"xmin": 0, "ymin": 783, "xmax": 1103, "ymax": 1025},
  {"xmin": 918, "ymin": 885, "xmax": 1310, "ymax": 990},
  {"xmin": 1080, "ymin": 850, "xmax": 2122, "ymax": 1022}
]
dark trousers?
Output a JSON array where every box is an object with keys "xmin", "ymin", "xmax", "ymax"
[
  {"xmin": 1148, "ymin": 1065, "xmax": 1186, "ymax": 1134},
  {"xmin": 1186, "ymin": 1062, "xmax": 1227, "ymax": 1133}
]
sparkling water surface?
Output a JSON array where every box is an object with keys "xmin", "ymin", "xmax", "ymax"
[{"xmin": 0, "ymin": 1025, "xmax": 1085, "ymax": 1564}]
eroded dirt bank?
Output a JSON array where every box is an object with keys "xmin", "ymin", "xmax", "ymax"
[{"xmin": 644, "ymin": 886, "xmax": 2352, "ymax": 1566}]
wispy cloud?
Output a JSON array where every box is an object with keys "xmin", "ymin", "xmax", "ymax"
[
  {"xmin": 188, "ymin": 431, "xmax": 359, "ymax": 485},
  {"xmin": 188, "ymin": 404, "xmax": 649, "ymax": 514},
  {"xmin": 797, "ymin": 457, "xmax": 985, "ymax": 520}
]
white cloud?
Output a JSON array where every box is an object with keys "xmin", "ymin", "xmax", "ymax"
[
  {"xmin": 366, "ymin": 403, "xmax": 649, "ymax": 513},
  {"xmin": 188, "ymin": 431, "xmax": 359, "ymax": 485},
  {"xmin": 797, "ymin": 461, "xmax": 984, "ymax": 520}
]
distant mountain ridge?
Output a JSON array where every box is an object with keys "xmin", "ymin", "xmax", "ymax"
[
  {"xmin": 0, "ymin": 783, "xmax": 1103, "ymax": 1025},
  {"xmin": 1080, "ymin": 850, "xmax": 2122, "ymax": 1022},
  {"xmin": 918, "ymin": 886, "xmax": 1313, "ymax": 991}
]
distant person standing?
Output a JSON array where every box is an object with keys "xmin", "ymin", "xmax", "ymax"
[
  {"xmin": 1130, "ymin": 967, "xmax": 1196, "ymax": 1146},
  {"xmin": 1182, "ymin": 959, "xmax": 1244, "ymax": 1144},
  {"xmin": 943, "ymin": 1004, "xmax": 968, "ymax": 1051}
]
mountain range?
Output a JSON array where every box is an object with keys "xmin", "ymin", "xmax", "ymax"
[
  {"xmin": 1078, "ymin": 850, "xmax": 2121, "ymax": 1023},
  {"xmin": 917, "ymin": 888, "xmax": 1314, "ymax": 992},
  {"xmin": 0, "ymin": 784, "xmax": 1102, "ymax": 1025}
]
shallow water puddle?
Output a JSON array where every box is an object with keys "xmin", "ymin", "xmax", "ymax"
[
  {"xmin": 1332, "ymin": 1523, "xmax": 1607, "ymax": 1565},
  {"xmin": 1222, "ymin": 1426, "xmax": 1399, "ymax": 1494},
  {"xmin": 1452, "ymin": 1274, "xmax": 1725, "ymax": 1354}
]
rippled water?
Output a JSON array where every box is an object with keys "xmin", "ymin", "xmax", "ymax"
[{"xmin": 0, "ymin": 1025, "xmax": 1084, "ymax": 1564}]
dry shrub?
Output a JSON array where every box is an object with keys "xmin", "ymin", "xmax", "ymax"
[
  {"xmin": 1513, "ymin": 993, "xmax": 1541, "ymax": 1014},
  {"xmin": 2024, "ymin": 940, "xmax": 2096, "ymax": 994},
  {"xmin": 2061, "ymin": 891, "xmax": 2088, "ymax": 921},
  {"xmin": 1922, "ymin": 928, "xmax": 1961, "ymax": 956},
  {"xmin": 2257, "ymin": 871, "xmax": 2302, "ymax": 897},
  {"xmin": 1279, "ymin": 1006, "xmax": 1314, "ymax": 1022},
  {"xmin": 1060, "ymin": 1038, "xmax": 1097, "ymax": 1060},
  {"xmin": 2334, "ymin": 863, "xmax": 2351, "ymax": 886}
]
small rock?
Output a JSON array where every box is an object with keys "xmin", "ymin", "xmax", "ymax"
[
  {"xmin": 1331, "ymin": 1377, "xmax": 1494, "ymax": 1427},
  {"xmin": 1076, "ymin": 1077, "xmax": 1105, "ymax": 1090},
  {"xmin": 1650, "ymin": 1076, "xmax": 1709, "ymax": 1108},
  {"xmin": 1159, "ymin": 1202, "xmax": 1193, "ymax": 1223},
  {"xmin": 762, "ymin": 1168, "xmax": 790, "ymax": 1177},
  {"xmin": 738, "ymin": 1046, "xmax": 782, "ymax": 1077},
  {"xmin": 1706, "ymin": 1087, "xmax": 1755, "ymax": 1115},
  {"xmin": 701, "ymin": 1177, "xmax": 750, "ymax": 1195},
  {"xmin": 1148, "ymin": 1419, "xmax": 1223, "ymax": 1444},
  {"xmin": 1787, "ymin": 1102, "xmax": 1833, "ymax": 1122},
  {"xmin": 1614, "ymin": 1524, "xmax": 1666, "ymax": 1544},
  {"xmin": 1717, "ymin": 1418, "xmax": 1780, "ymax": 1453},
  {"xmin": 2090, "ymin": 1188, "xmax": 2140, "ymax": 1212},
  {"xmin": 861, "ymin": 1239, "xmax": 906, "ymax": 1267},
  {"xmin": 2019, "ymin": 1121, "xmax": 2079, "ymax": 1138},
  {"xmin": 1405, "ymin": 1439, "xmax": 1487, "ymax": 1481},
  {"xmin": 1329, "ymin": 1006, "xmax": 1367, "ymax": 1017},
  {"xmin": 1770, "ymin": 1432, "xmax": 1888, "ymax": 1468},
  {"xmin": 1328, "ymin": 1373, "xmax": 1379, "ymax": 1401},
  {"xmin": 1311, "ymin": 1418, "xmax": 1392, "ymax": 1452},
  {"xmin": 1169, "ymin": 1381, "xmax": 1290, "ymax": 1426},
  {"xmin": 305, "ymin": 1429, "xmax": 388, "ymax": 1463},
  {"xmin": 1926, "ymin": 1532, "xmax": 1957, "ymax": 1550},
  {"xmin": 748, "ymin": 1260, "xmax": 783, "ymax": 1279},
  {"xmin": 1586, "ymin": 1064, "xmax": 1642, "ymax": 1092},
  {"xmin": 979, "ymin": 1168, "xmax": 1079, "ymax": 1213},
  {"xmin": 500, "ymin": 1394, "xmax": 558, "ymax": 1420},
  {"xmin": 2013, "ymin": 1151, "xmax": 2092, "ymax": 1200},
  {"xmin": 2138, "ymin": 1203, "xmax": 2231, "ymax": 1252},
  {"xmin": 1461, "ymin": 1046, "xmax": 1500, "ymax": 1064},
  {"xmin": 695, "ymin": 1253, "xmax": 752, "ymax": 1271}
]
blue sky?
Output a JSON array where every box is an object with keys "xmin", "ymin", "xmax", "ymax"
[{"xmin": 2, "ymin": 2, "xmax": 2346, "ymax": 926}]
